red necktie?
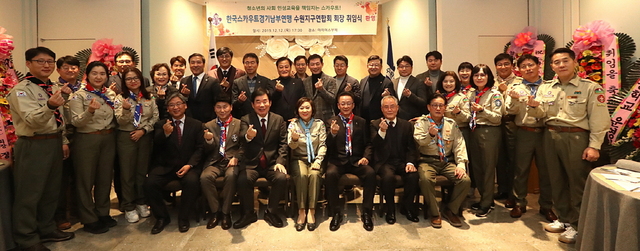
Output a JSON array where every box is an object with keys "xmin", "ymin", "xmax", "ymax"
[
  {"xmin": 174, "ymin": 120, "xmax": 182, "ymax": 146},
  {"xmin": 259, "ymin": 118, "xmax": 267, "ymax": 168}
]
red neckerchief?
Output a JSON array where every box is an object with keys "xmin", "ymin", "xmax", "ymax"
[
  {"xmin": 474, "ymin": 87, "xmax": 490, "ymax": 104},
  {"xmin": 217, "ymin": 116, "xmax": 233, "ymax": 157},
  {"xmin": 25, "ymin": 74, "xmax": 63, "ymax": 126},
  {"xmin": 445, "ymin": 91, "xmax": 457, "ymax": 101}
]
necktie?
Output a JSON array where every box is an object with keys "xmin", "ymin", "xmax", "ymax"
[
  {"xmin": 259, "ymin": 118, "xmax": 267, "ymax": 168},
  {"xmin": 192, "ymin": 76, "xmax": 198, "ymax": 98},
  {"xmin": 388, "ymin": 121, "xmax": 395, "ymax": 128},
  {"xmin": 427, "ymin": 115, "xmax": 447, "ymax": 162},
  {"xmin": 223, "ymin": 70, "xmax": 228, "ymax": 78},
  {"xmin": 174, "ymin": 120, "xmax": 182, "ymax": 146}
]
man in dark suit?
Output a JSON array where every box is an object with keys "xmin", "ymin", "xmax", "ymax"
[
  {"xmin": 207, "ymin": 47, "xmax": 246, "ymax": 97},
  {"xmin": 333, "ymin": 55, "xmax": 361, "ymax": 115},
  {"xmin": 415, "ymin": 50, "xmax": 445, "ymax": 96},
  {"xmin": 271, "ymin": 57, "xmax": 307, "ymax": 121},
  {"xmin": 144, "ymin": 93, "xmax": 206, "ymax": 234},
  {"xmin": 181, "ymin": 53, "xmax": 221, "ymax": 123},
  {"xmin": 233, "ymin": 88, "xmax": 289, "ymax": 229},
  {"xmin": 303, "ymin": 54, "xmax": 337, "ymax": 121},
  {"xmin": 232, "ymin": 53, "xmax": 273, "ymax": 119},
  {"xmin": 325, "ymin": 92, "xmax": 376, "ymax": 231},
  {"xmin": 200, "ymin": 94, "xmax": 243, "ymax": 230},
  {"xmin": 360, "ymin": 55, "xmax": 395, "ymax": 124},
  {"xmin": 392, "ymin": 56, "xmax": 428, "ymax": 120},
  {"xmin": 371, "ymin": 95, "xmax": 420, "ymax": 224}
]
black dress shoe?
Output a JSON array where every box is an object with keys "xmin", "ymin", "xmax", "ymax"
[
  {"xmin": 221, "ymin": 213, "xmax": 232, "ymax": 230},
  {"xmin": 295, "ymin": 222, "xmax": 306, "ymax": 231},
  {"xmin": 206, "ymin": 212, "xmax": 220, "ymax": 229},
  {"xmin": 83, "ymin": 221, "xmax": 109, "ymax": 234},
  {"xmin": 178, "ymin": 219, "xmax": 190, "ymax": 233},
  {"xmin": 405, "ymin": 210, "xmax": 420, "ymax": 222},
  {"xmin": 385, "ymin": 211, "xmax": 396, "ymax": 224},
  {"xmin": 263, "ymin": 210, "xmax": 284, "ymax": 228},
  {"xmin": 362, "ymin": 213, "xmax": 374, "ymax": 231},
  {"xmin": 40, "ymin": 229, "xmax": 75, "ymax": 243},
  {"xmin": 307, "ymin": 222, "xmax": 317, "ymax": 231},
  {"xmin": 21, "ymin": 243, "xmax": 51, "ymax": 251},
  {"xmin": 329, "ymin": 212, "xmax": 343, "ymax": 231},
  {"xmin": 151, "ymin": 218, "xmax": 170, "ymax": 234},
  {"xmin": 98, "ymin": 215, "xmax": 117, "ymax": 228},
  {"xmin": 233, "ymin": 211, "xmax": 257, "ymax": 229}
]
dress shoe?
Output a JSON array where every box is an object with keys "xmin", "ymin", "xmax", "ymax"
[
  {"xmin": 510, "ymin": 205, "xmax": 527, "ymax": 218},
  {"xmin": 206, "ymin": 212, "xmax": 220, "ymax": 229},
  {"xmin": 385, "ymin": 211, "xmax": 396, "ymax": 224},
  {"xmin": 443, "ymin": 208, "xmax": 462, "ymax": 227},
  {"xmin": 263, "ymin": 210, "xmax": 284, "ymax": 228},
  {"xmin": 494, "ymin": 192, "xmax": 509, "ymax": 200},
  {"xmin": 40, "ymin": 229, "xmax": 75, "ymax": 243},
  {"xmin": 233, "ymin": 212, "xmax": 258, "ymax": 229},
  {"xmin": 83, "ymin": 221, "xmax": 109, "ymax": 234},
  {"xmin": 430, "ymin": 215, "xmax": 442, "ymax": 228},
  {"xmin": 329, "ymin": 212, "xmax": 343, "ymax": 231},
  {"xmin": 504, "ymin": 198, "xmax": 516, "ymax": 208},
  {"xmin": 98, "ymin": 215, "xmax": 117, "ymax": 228},
  {"xmin": 178, "ymin": 219, "xmax": 190, "ymax": 233},
  {"xmin": 57, "ymin": 221, "xmax": 71, "ymax": 231},
  {"xmin": 151, "ymin": 218, "xmax": 170, "ymax": 234},
  {"xmin": 21, "ymin": 243, "xmax": 51, "ymax": 251},
  {"xmin": 220, "ymin": 213, "xmax": 232, "ymax": 230},
  {"xmin": 405, "ymin": 210, "xmax": 419, "ymax": 222},
  {"xmin": 361, "ymin": 212, "xmax": 374, "ymax": 231},
  {"xmin": 307, "ymin": 222, "xmax": 317, "ymax": 231},
  {"xmin": 295, "ymin": 222, "xmax": 306, "ymax": 231},
  {"xmin": 539, "ymin": 208, "xmax": 558, "ymax": 222},
  {"xmin": 475, "ymin": 207, "xmax": 492, "ymax": 217}
]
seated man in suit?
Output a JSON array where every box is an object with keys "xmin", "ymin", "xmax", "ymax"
[
  {"xmin": 303, "ymin": 54, "xmax": 337, "ymax": 121},
  {"xmin": 144, "ymin": 93, "xmax": 206, "ymax": 234},
  {"xmin": 414, "ymin": 93, "xmax": 471, "ymax": 228},
  {"xmin": 181, "ymin": 53, "xmax": 221, "ymax": 123},
  {"xmin": 371, "ymin": 95, "xmax": 420, "ymax": 224},
  {"xmin": 200, "ymin": 94, "xmax": 243, "ymax": 230},
  {"xmin": 393, "ymin": 56, "xmax": 427, "ymax": 120},
  {"xmin": 232, "ymin": 53, "xmax": 274, "ymax": 119},
  {"xmin": 333, "ymin": 55, "xmax": 361, "ymax": 115},
  {"xmin": 325, "ymin": 92, "xmax": 376, "ymax": 231},
  {"xmin": 234, "ymin": 88, "xmax": 289, "ymax": 229}
]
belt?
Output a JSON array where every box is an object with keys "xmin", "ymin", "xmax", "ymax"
[
  {"xmin": 20, "ymin": 133, "xmax": 61, "ymax": 140},
  {"xmin": 83, "ymin": 129, "xmax": 114, "ymax": 135},
  {"xmin": 519, "ymin": 126, "xmax": 544, "ymax": 133},
  {"xmin": 502, "ymin": 114, "xmax": 516, "ymax": 122},
  {"xmin": 547, "ymin": 125, "xmax": 588, "ymax": 133},
  {"xmin": 476, "ymin": 124, "xmax": 499, "ymax": 128}
]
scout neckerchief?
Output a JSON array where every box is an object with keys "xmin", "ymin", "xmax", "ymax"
[
  {"xmin": 58, "ymin": 76, "xmax": 81, "ymax": 92},
  {"xmin": 129, "ymin": 91, "xmax": 143, "ymax": 128},
  {"xmin": 445, "ymin": 91, "xmax": 457, "ymax": 101},
  {"xmin": 523, "ymin": 78, "xmax": 542, "ymax": 97},
  {"xmin": 299, "ymin": 119, "xmax": 316, "ymax": 162},
  {"xmin": 84, "ymin": 84, "xmax": 114, "ymax": 108},
  {"xmin": 469, "ymin": 87, "xmax": 489, "ymax": 131},
  {"xmin": 26, "ymin": 74, "xmax": 62, "ymax": 127},
  {"xmin": 496, "ymin": 73, "xmax": 516, "ymax": 84},
  {"xmin": 462, "ymin": 85, "xmax": 473, "ymax": 94},
  {"xmin": 217, "ymin": 116, "xmax": 233, "ymax": 157},
  {"xmin": 427, "ymin": 114, "xmax": 447, "ymax": 162},
  {"xmin": 339, "ymin": 113, "xmax": 354, "ymax": 155}
]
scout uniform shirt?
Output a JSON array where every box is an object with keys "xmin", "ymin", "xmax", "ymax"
[
  {"xmin": 287, "ymin": 118, "xmax": 327, "ymax": 166},
  {"xmin": 495, "ymin": 73, "xmax": 522, "ymax": 93},
  {"xmin": 527, "ymin": 75, "xmax": 610, "ymax": 149},
  {"xmin": 52, "ymin": 80, "xmax": 84, "ymax": 137},
  {"xmin": 444, "ymin": 92, "xmax": 471, "ymax": 128},
  {"xmin": 467, "ymin": 88, "xmax": 504, "ymax": 126},
  {"xmin": 414, "ymin": 116, "xmax": 468, "ymax": 170},
  {"xmin": 505, "ymin": 79, "xmax": 545, "ymax": 127},
  {"xmin": 114, "ymin": 94, "xmax": 159, "ymax": 133},
  {"xmin": 68, "ymin": 86, "xmax": 117, "ymax": 133}
]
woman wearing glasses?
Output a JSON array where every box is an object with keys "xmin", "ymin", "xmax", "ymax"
[
  {"xmin": 148, "ymin": 63, "xmax": 178, "ymax": 120},
  {"xmin": 466, "ymin": 64, "xmax": 504, "ymax": 217},
  {"xmin": 68, "ymin": 61, "xmax": 118, "ymax": 234},
  {"xmin": 115, "ymin": 68, "xmax": 159, "ymax": 223}
]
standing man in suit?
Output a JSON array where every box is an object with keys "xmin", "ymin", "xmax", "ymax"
[
  {"xmin": 200, "ymin": 94, "xmax": 243, "ymax": 230},
  {"xmin": 232, "ymin": 53, "xmax": 273, "ymax": 119},
  {"xmin": 333, "ymin": 55, "xmax": 361, "ymax": 115},
  {"xmin": 360, "ymin": 55, "xmax": 395, "ymax": 124},
  {"xmin": 208, "ymin": 47, "xmax": 246, "ymax": 97},
  {"xmin": 233, "ymin": 88, "xmax": 289, "ymax": 229},
  {"xmin": 392, "ymin": 56, "xmax": 428, "ymax": 120},
  {"xmin": 271, "ymin": 57, "xmax": 307, "ymax": 122},
  {"xmin": 294, "ymin": 55, "xmax": 309, "ymax": 80},
  {"xmin": 181, "ymin": 53, "xmax": 221, "ymax": 123},
  {"xmin": 325, "ymin": 92, "xmax": 376, "ymax": 231},
  {"xmin": 303, "ymin": 54, "xmax": 337, "ymax": 121},
  {"xmin": 108, "ymin": 51, "xmax": 151, "ymax": 94},
  {"xmin": 416, "ymin": 51, "xmax": 445, "ymax": 96},
  {"xmin": 371, "ymin": 95, "xmax": 420, "ymax": 224},
  {"xmin": 144, "ymin": 93, "xmax": 206, "ymax": 234}
]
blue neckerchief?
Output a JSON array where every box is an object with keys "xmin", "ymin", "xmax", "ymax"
[
  {"xmin": 299, "ymin": 119, "xmax": 316, "ymax": 162},
  {"xmin": 84, "ymin": 85, "xmax": 114, "ymax": 108},
  {"xmin": 523, "ymin": 78, "xmax": 542, "ymax": 97},
  {"xmin": 129, "ymin": 91, "xmax": 143, "ymax": 128}
]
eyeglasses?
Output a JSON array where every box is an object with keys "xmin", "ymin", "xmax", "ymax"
[
  {"xmin": 367, "ymin": 64, "xmax": 381, "ymax": 68},
  {"xmin": 30, "ymin": 59, "xmax": 55, "ymax": 65},
  {"xmin": 473, "ymin": 73, "xmax": 487, "ymax": 78},
  {"xmin": 519, "ymin": 63, "xmax": 537, "ymax": 69},
  {"xmin": 167, "ymin": 102, "xmax": 185, "ymax": 108},
  {"xmin": 334, "ymin": 63, "xmax": 346, "ymax": 68},
  {"xmin": 117, "ymin": 60, "xmax": 132, "ymax": 64},
  {"xmin": 430, "ymin": 104, "xmax": 446, "ymax": 108},
  {"xmin": 125, "ymin": 77, "xmax": 140, "ymax": 82},
  {"xmin": 496, "ymin": 62, "xmax": 512, "ymax": 67}
]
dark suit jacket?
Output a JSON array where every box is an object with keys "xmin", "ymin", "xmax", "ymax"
[
  {"xmin": 359, "ymin": 75, "xmax": 395, "ymax": 122},
  {"xmin": 415, "ymin": 70, "xmax": 445, "ymax": 104},
  {"xmin": 146, "ymin": 85, "xmax": 178, "ymax": 120},
  {"xmin": 325, "ymin": 114, "xmax": 372, "ymax": 167},
  {"xmin": 203, "ymin": 117, "xmax": 244, "ymax": 168},
  {"xmin": 232, "ymin": 74, "xmax": 274, "ymax": 119},
  {"xmin": 271, "ymin": 77, "xmax": 306, "ymax": 122},
  {"xmin": 182, "ymin": 74, "xmax": 221, "ymax": 123},
  {"xmin": 109, "ymin": 73, "xmax": 151, "ymax": 95},
  {"xmin": 303, "ymin": 72, "xmax": 337, "ymax": 121},
  {"xmin": 208, "ymin": 65, "xmax": 246, "ymax": 97},
  {"xmin": 369, "ymin": 118, "xmax": 417, "ymax": 171},
  {"xmin": 334, "ymin": 74, "xmax": 361, "ymax": 115},
  {"xmin": 150, "ymin": 116, "xmax": 205, "ymax": 175},
  {"xmin": 392, "ymin": 76, "xmax": 428, "ymax": 120},
  {"xmin": 240, "ymin": 112, "xmax": 288, "ymax": 170}
]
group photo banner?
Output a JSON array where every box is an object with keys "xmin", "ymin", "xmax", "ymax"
[{"xmin": 206, "ymin": 1, "xmax": 379, "ymax": 36}]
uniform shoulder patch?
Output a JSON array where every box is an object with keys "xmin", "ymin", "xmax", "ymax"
[
  {"xmin": 492, "ymin": 93, "xmax": 501, "ymax": 99},
  {"xmin": 494, "ymin": 98, "xmax": 502, "ymax": 108},
  {"xmin": 594, "ymin": 88, "xmax": 605, "ymax": 94},
  {"xmin": 16, "ymin": 91, "xmax": 27, "ymax": 97}
]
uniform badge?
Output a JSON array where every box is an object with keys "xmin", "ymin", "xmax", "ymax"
[
  {"xmin": 494, "ymin": 99, "xmax": 502, "ymax": 108},
  {"xmin": 86, "ymin": 94, "xmax": 93, "ymax": 100},
  {"xmin": 16, "ymin": 91, "xmax": 26, "ymax": 97},
  {"xmin": 597, "ymin": 95, "xmax": 605, "ymax": 103},
  {"xmin": 232, "ymin": 134, "xmax": 238, "ymax": 142},
  {"xmin": 574, "ymin": 91, "xmax": 582, "ymax": 94},
  {"xmin": 519, "ymin": 90, "xmax": 526, "ymax": 96},
  {"xmin": 595, "ymin": 88, "xmax": 605, "ymax": 94}
]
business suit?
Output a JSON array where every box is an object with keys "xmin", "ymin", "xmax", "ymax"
[
  {"xmin": 232, "ymin": 74, "xmax": 273, "ymax": 118},
  {"xmin": 370, "ymin": 118, "xmax": 419, "ymax": 214},
  {"xmin": 147, "ymin": 84, "xmax": 178, "ymax": 120},
  {"xmin": 392, "ymin": 76, "xmax": 428, "ymax": 120},
  {"xmin": 415, "ymin": 69, "xmax": 445, "ymax": 97},
  {"xmin": 200, "ymin": 117, "xmax": 243, "ymax": 215},
  {"xmin": 333, "ymin": 75, "xmax": 361, "ymax": 115},
  {"xmin": 208, "ymin": 65, "xmax": 246, "ymax": 97},
  {"xmin": 271, "ymin": 77, "xmax": 307, "ymax": 122},
  {"xmin": 324, "ymin": 115, "xmax": 375, "ymax": 214},
  {"xmin": 303, "ymin": 72, "xmax": 337, "ymax": 121},
  {"xmin": 144, "ymin": 116, "xmax": 206, "ymax": 222},
  {"xmin": 181, "ymin": 74, "xmax": 221, "ymax": 123},
  {"xmin": 359, "ymin": 75, "xmax": 395, "ymax": 123},
  {"xmin": 237, "ymin": 112, "xmax": 288, "ymax": 213}
]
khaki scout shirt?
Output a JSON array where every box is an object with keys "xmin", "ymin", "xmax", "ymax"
[
  {"xmin": 52, "ymin": 81, "xmax": 85, "ymax": 137},
  {"xmin": 444, "ymin": 92, "xmax": 471, "ymax": 128},
  {"xmin": 414, "ymin": 116, "xmax": 468, "ymax": 170},
  {"xmin": 8, "ymin": 79, "xmax": 67, "ymax": 143},
  {"xmin": 527, "ymin": 76, "xmax": 610, "ymax": 149},
  {"xmin": 505, "ymin": 79, "xmax": 545, "ymax": 127},
  {"xmin": 467, "ymin": 88, "xmax": 504, "ymax": 126},
  {"xmin": 69, "ymin": 87, "xmax": 117, "ymax": 133},
  {"xmin": 114, "ymin": 94, "xmax": 159, "ymax": 133},
  {"xmin": 287, "ymin": 118, "xmax": 327, "ymax": 166},
  {"xmin": 494, "ymin": 74, "xmax": 522, "ymax": 93}
]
